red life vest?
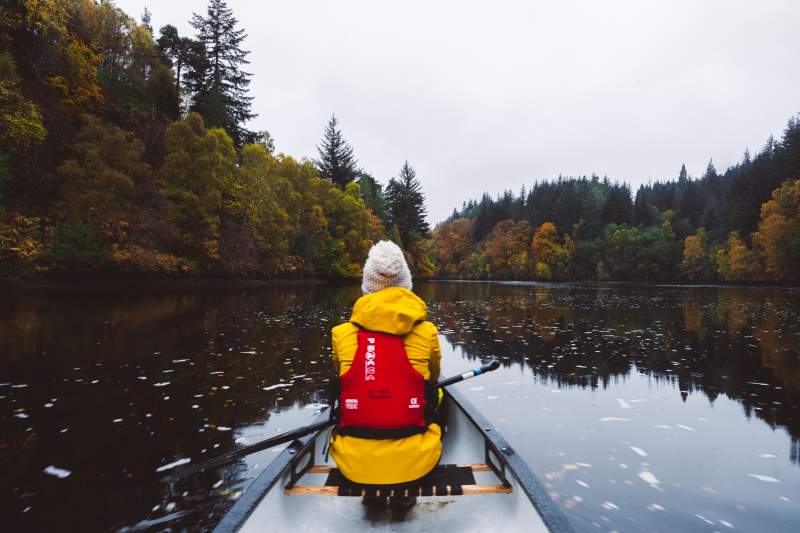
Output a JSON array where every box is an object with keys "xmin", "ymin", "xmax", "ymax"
[{"xmin": 338, "ymin": 329, "xmax": 427, "ymax": 439}]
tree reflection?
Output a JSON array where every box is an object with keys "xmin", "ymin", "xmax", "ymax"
[{"xmin": 421, "ymin": 282, "xmax": 800, "ymax": 449}]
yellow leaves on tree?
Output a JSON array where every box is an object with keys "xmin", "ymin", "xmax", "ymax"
[
  {"xmin": 752, "ymin": 179, "xmax": 800, "ymax": 280},
  {"xmin": 714, "ymin": 231, "xmax": 761, "ymax": 282},
  {"xmin": 681, "ymin": 227, "xmax": 714, "ymax": 280},
  {"xmin": 531, "ymin": 222, "xmax": 571, "ymax": 280}
]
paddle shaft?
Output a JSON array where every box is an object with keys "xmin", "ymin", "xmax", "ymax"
[{"xmin": 160, "ymin": 360, "xmax": 499, "ymax": 482}]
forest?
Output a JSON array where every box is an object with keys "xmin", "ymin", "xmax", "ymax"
[
  {"xmin": 434, "ymin": 118, "xmax": 800, "ymax": 283},
  {"xmin": 0, "ymin": 0, "xmax": 431, "ymax": 279},
  {"xmin": 1, "ymin": 0, "xmax": 798, "ymax": 283}
]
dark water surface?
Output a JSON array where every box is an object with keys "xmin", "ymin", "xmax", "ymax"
[{"xmin": 2, "ymin": 282, "xmax": 799, "ymax": 532}]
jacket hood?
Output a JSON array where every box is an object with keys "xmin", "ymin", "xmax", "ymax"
[{"xmin": 350, "ymin": 287, "xmax": 427, "ymax": 335}]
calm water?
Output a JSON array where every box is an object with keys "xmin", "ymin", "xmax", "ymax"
[{"xmin": 2, "ymin": 282, "xmax": 799, "ymax": 532}]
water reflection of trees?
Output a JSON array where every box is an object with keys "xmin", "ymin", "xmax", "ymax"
[
  {"xmin": 419, "ymin": 282, "xmax": 800, "ymax": 461},
  {"xmin": 1, "ymin": 283, "xmax": 361, "ymax": 531}
]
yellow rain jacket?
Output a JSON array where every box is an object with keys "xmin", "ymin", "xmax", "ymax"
[{"xmin": 329, "ymin": 287, "xmax": 442, "ymax": 485}]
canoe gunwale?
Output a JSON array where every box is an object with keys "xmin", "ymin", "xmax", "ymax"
[
  {"xmin": 213, "ymin": 387, "xmax": 575, "ymax": 533},
  {"xmin": 212, "ymin": 430, "xmax": 318, "ymax": 533}
]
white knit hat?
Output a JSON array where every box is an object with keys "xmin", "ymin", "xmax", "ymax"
[{"xmin": 361, "ymin": 240, "xmax": 413, "ymax": 294}]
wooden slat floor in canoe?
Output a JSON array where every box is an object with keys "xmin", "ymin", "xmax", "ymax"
[{"xmin": 285, "ymin": 463, "xmax": 512, "ymax": 496}]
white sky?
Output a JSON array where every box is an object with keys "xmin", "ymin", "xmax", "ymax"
[{"xmin": 118, "ymin": 0, "xmax": 800, "ymax": 222}]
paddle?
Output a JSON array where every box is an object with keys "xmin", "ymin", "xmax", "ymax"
[{"xmin": 159, "ymin": 359, "xmax": 500, "ymax": 483}]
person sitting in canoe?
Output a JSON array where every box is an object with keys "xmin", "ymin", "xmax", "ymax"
[{"xmin": 329, "ymin": 240, "xmax": 442, "ymax": 511}]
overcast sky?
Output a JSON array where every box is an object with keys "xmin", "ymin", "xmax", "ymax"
[{"xmin": 118, "ymin": 0, "xmax": 800, "ymax": 223}]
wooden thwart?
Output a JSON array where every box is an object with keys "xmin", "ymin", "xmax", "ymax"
[
  {"xmin": 306, "ymin": 463, "xmax": 492, "ymax": 474},
  {"xmin": 285, "ymin": 484, "xmax": 512, "ymax": 496},
  {"xmin": 286, "ymin": 463, "xmax": 511, "ymax": 497}
]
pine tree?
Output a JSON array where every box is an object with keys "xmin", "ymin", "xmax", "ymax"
[
  {"xmin": 141, "ymin": 8, "xmax": 153, "ymax": 34},
  {"xmin": 357, "ymin": 172, "xmax": 387, "ymax": 225},
  {"xmin": 190, "ymin": 0, "xmax": 255, "ymax": 147},
  {"xmin": 157, "ymin": 25, "xmax": 205, "ymax": 96},
  {"xmin": 633, "ymin": 185, "xmax": 655, "ymax": 227},
  {"xmin": 601, "ymin": 184, "xmax": 633, "ymax": 225},
  {"xmin": 385, "ymin": 161, "xmax": 430, "ymax": 246},
  {"xmin": 315, "ymin": 114, "xmax": 358, "ymax": 189}
]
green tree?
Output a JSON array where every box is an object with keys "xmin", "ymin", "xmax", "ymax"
[
  {"xmin": 357, "ymin": 172, "xmax": 387, "ymax": 225},
  {"xmin": 231, "ymin": 144, "xmax": 301, "ymax": 271},
  {"xmin": 315, "ymin": 114, "xmax": 358, "ymax": 189},
  {"xmin": 162, "ymin": 113, "xmax": 237, "ymax": 260},
  {"xmin": 51, "ymin": 115, "xmax": 149, "ymax": 268},
  {"xmin": 385, "ymin": 160, "xmax": 430, "ymax": 247},
  {"xmin": 0, "ymin": 51, "xmax": 46, "ymax": 202},
  {"xmin": 190, "ymin": 0, "xmax": 256, "ymax": 146}
]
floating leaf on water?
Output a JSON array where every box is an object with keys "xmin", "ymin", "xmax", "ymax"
[
  {"xmin": 747, "ymin": 473, "xmax": 780, "ymax": 483},
  {"xmin": 44, "ymin": 465, "xmax": 71, "ymax": 478},
  {"xmin": 638, "ymin": 471, "xmax": 660, "ymax": 485},
  {"xmin": 563, "ymin": 464, "xmax": 578, "ymax": 470},
  {"xmin": 262, "ymin": 383, "xmax": 292, "ymax": 391},
  {"xmin": 155, "ymin": 458, "xmax": 191, "ymax": 472},
  {"xmin": 696, "ymin": 515, "xmax": 714, "ymax": 526}
]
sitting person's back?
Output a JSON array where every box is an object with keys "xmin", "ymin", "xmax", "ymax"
[{"xmin": 329, "ymin": 241, "xmax": 442, "ymax": 502}]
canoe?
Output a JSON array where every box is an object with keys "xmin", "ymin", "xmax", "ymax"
[{"xmin": 213, "ymin": 385, "xmax": 575, "ymax": 532}]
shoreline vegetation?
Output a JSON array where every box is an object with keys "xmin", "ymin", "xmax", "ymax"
[{"xmin": 1, "ymin": 1, "xmax": 798, "ymax": 284}]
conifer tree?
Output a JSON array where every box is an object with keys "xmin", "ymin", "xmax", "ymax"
[
  {"xmin": 315, "ymin": 114, "xmax": 358, "ymax": 189},
  {"xmin": 190, "ymin": 0, "xmax": 256, "ymax": 147},
  {"xmin": 385, "ymin": 161, "xmax": 430, "ymax": 246}
]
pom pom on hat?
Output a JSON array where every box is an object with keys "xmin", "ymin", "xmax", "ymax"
[{"xmin": 361, "ymin": 240, "xmax": 413, "ymax": 294}]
